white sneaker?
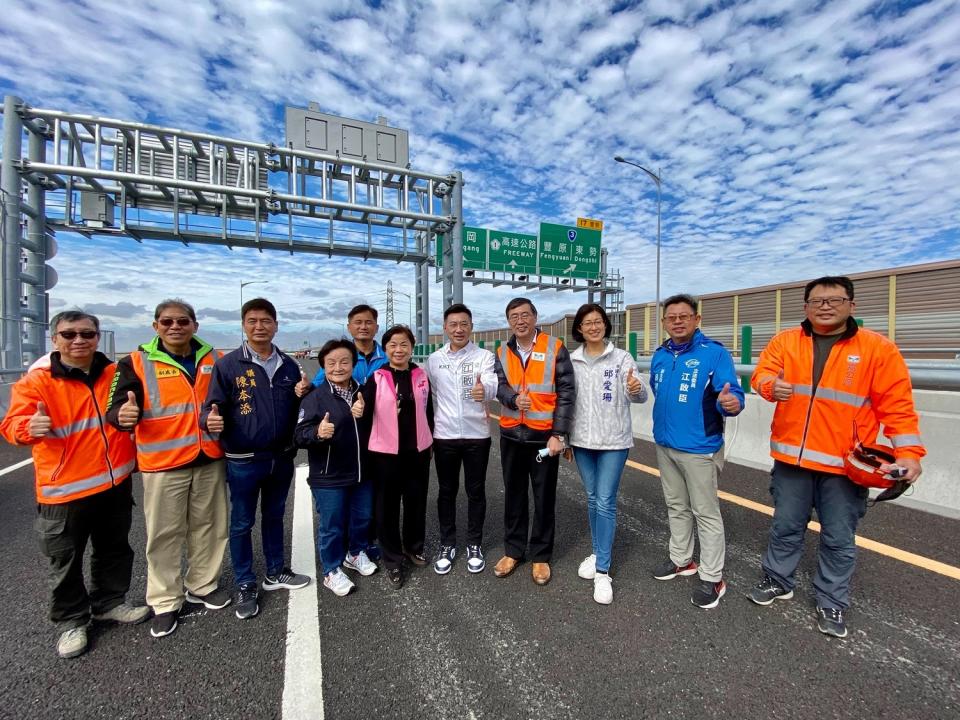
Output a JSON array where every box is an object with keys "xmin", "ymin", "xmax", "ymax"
[
  {"xmin": 323, "ymin": 568, "xmax": 355, "ymax": 597},
  {"xmin": 343, "ymin": 550, "xmax": 378, "ymax": 577},
  {"xmin": 594, "ymin": 573, "xmax": 613, "ymax": 605},
  {"xmin": 578, "ymin": 554, "xmax": 597, "ymax": 580}
]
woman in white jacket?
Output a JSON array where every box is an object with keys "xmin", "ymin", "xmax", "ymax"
[{"xmin": 569, "ymin": 304, "xmax": 648, "ymax": 605}]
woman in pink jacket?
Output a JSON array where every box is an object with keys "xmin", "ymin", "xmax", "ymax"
[{"xmin": 359, "ymin": 325, "xmax": 433, "ymax": 590}]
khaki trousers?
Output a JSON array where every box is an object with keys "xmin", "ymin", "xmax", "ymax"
[
  {"xmin": 142, "ymin": 460, "xmax": 228, "ymax": 613},
  {"xmin": 655, "ymin": 444, "xmax": 726, "ymax": 582}
]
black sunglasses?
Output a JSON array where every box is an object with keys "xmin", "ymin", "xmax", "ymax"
[
  {"xmin": 57, "ymin": 330, "xmax": 99, "ymax": 340},
  {"xmin": 158, "ymin": 317, "xmax": 193, "ymax": 327}
]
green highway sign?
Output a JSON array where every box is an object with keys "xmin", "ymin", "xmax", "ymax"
[
  {"xmin": 438, "ymin": 222, "xmax": 602, "ymax": 280},
  {"xmin": 537, "ymin": 222, "xmax": 601, "ymax": 279}
]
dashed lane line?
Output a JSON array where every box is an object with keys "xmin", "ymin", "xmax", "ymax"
[
  {"xmin": 623, "ymin": 458, "xmax": 960, "ymax": 581},
  {"xmin": 0, "ymin": 458, "xmax": 33, "ymax": 477},
  {"xmin": 281, "ymin": 465, "xmax": 324, "ymax": 720}
]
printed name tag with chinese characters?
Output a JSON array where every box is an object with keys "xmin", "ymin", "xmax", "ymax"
[
  {"xmin": 532, "ymin": 352, "xmax": 545, "ymax": 361},
  {"xmin": 156, "ymin": 367, "xmax": 179, "ymax": 378}
]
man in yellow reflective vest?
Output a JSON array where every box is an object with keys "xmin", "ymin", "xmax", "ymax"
[
  {"xmin": 107, "ymin": 299, "xmax": 229, "ymax": 639},
  {"xmin": 1, "ymin": 311, "xmax": 149, "ymax": 659},
  {"xmin": 493, "ymin": 297, "xmax": 576, "ymax": 585}
]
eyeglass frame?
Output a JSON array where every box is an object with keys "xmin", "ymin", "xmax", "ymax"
[
  {"xmin": 804, "ymin": 297, "xmax": 851, "ymax": 308},
  {"xmin": 56, "ymin": 329, "xmax": 100, "ymax": 340},
  {"xmin": 157, "ymin": 317, "xmax": 195, "ymax": 327}
]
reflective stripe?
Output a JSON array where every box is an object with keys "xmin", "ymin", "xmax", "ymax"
[
  {"xmin": 813, "ymin": 387, "xmax": 870, "ymax": 408},
  {"xmin": 41, "ymin": 470, "xmax": 113, "ymax": 498},
  {"xmin": 140, "ymin": 354, "xmax": 163, "ymax": 408},
  {"xmin": 138, "ymin": 435, "xmax": 198, "ymax": 454},
  {"xmin": 527, "ymin": 383, "xmax": 555, "ymax": 393},
  {"xmin": 524, "ymin": 410, "xmax": 553, "ymax": 421},
  {"xmin": 111, "ymin": 458, "xmax": 136, "ymax": 479},
  {"xmin": 792, "ymin": 384, "xmax": 813, "ymax": 396},
  {"xmin": 891, "ymin": 434, "xmax": 923, "ymax": 448},
  {"xmin": 201, "ymin": 432, "xmax": 217, "ymax": 444},
  {"xmin": 771, "ymin": 441, "xmax": 801, "ymax": 457},
  {"xmin": 501, "ymin": 407, "xmax": 521, "ymax": 419},
  {"xmin": 498, "ymin": 345, "xmax": 521, "ymax": 393},
  {"xmin": 142, "ymin": 402, "xmax": 195, "ymax": 419},
  {"xmin": 800, "ymin": 447, "xmax": 845, "ymax": 468},
  {"xmin": 541, "ymin": 337, "xmax": 558, "ymax": 383},
  {"xmin": 49, "ymin": 416, "xmax": 101, "ymax": 438}
]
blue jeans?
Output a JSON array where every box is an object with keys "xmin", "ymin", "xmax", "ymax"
[
  {"xmin": 226, "ymin": 456, "xmax": 294, "ymax": 588},
  {"xmin": 573, "ymin": 447, "xmax": 629, "ymax": 573},
  {"xmin": 311, "ymin": 482, "xmax": 374, "ymax": 576},
  {"xmin": 762, "ymin": 461, "xmax": 868, "ymax": 609}
]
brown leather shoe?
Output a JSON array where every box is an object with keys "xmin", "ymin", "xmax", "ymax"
[
  {"xmin": 532, "ymin": 562, "xmax": 551, "ymax": 585},
  {"xmin": 493, "ymin": 556, "xmax": 520, "ymax": 578}
]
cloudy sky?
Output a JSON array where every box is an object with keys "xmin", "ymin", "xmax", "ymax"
[{"xmin": 2, "ymin": 0, "xmax": 958, "ymax": 351}]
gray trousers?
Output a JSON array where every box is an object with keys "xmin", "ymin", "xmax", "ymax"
[{"xmin": 655, "ymin": 444, "xmax": 726, "ymax": 582}]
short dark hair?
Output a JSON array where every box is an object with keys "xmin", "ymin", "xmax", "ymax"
[
  {"xmin": 382, "ymin": 324, "xmax": 416, "ymax": 347},
  {"xmin": 242, "ymin": 297, "xmax": 277, "ymax": 321},
  {"xmin": 155, "ymin": 298, "xmax": 197, "ymax": 322},
  {"xmin": 662, "ymin": 294, "xmax": 699, "ymax": 316},
  {"xmin": 505, "ymin": 297, "xmax": 537, "ymax": 318},
  {"xmin": 317, "ymin": 338, "xmax": 357, "ymax": 367},
  {"xmin": 50, "ymin": 310, "xmax": 100, "ymax": 335},
  {"xmin": 804, "ymin": 276, "xmax": 855, "ymax": 302},
  {"xmin": 347, "ymin": 304, "xmax": 378, "ymax": 322},
  {"xmin": 443, "ymin": 303, "xmax": 472, "ymax": 321},
  {"xmin": 572, "ymin": 304, "xmax": 611, "ymax": 343}
]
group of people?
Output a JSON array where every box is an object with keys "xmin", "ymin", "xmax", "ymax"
[{"xmin": 1, "ymin": 274, "xmax": 924, "ymax": 660}]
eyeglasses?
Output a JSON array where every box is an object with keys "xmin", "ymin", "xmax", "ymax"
[
  {"xmin": 508, "ymin": 312, "xmax": 535, "ymax": 322},
  {"xmin": 580, "ymin": 320, "xmax": 605, "ymax": 329},
  {"xmin": 56, "ymin": 330, "xmax": 99, "ymax": 340},
  {"xmin": 664, "ymin": 314, "xmax": 695, "ymax": 323},
  {"xmin": 805, "ymin": 297, "xmax": 850, "ymax": 308},
  {"xmin": 244, "ymin": 318, "xmax": 275, "ymax": 326},
  {"xmin": 158, "ymin": 317, "xmax": 193, "ymax": 327}
]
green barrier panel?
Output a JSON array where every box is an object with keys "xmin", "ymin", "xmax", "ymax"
[
  {"xmin": 478, "ymin": 340, "xmax": 485, "ymax": 349},
  {"xmin": 628, "ymin": 332, "xmax": 638, "ymax": 359},
  {"xmin": 740, "ymin": 325, "xmax": 753, "ymax": 393}
]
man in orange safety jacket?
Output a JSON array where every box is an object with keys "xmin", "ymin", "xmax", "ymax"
[
  {"xmin": 1, "ymin": 311, "xmax": 149, "ymax": 660},
  {"xmin": 748, "ymin": 276, "xmax": 924, "ymax": 639}
]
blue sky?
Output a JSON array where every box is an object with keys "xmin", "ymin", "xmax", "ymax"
[{"xmin": 2, "ymin": 0, "xmax": 958, "ymax": 351}]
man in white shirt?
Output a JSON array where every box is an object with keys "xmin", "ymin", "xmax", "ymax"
[{"xmin": 427, "ymin": 304, "xmax": 497, "ymax": 574}]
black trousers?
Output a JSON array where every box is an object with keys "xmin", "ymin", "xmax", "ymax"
[
  {"xmin": 433, "ymin": 437, "xmax": 492, "ymax": 546},
  {"xmin": 35, "ymin": 480, "xmax": 135, "ymax": 629},
  {"xmin": 370, "ymin": 449, "xmax": 431, "ymax": 571},
  {"xmin": 500, "ymin": 436, "xmax": 559, "ymax": 562}
]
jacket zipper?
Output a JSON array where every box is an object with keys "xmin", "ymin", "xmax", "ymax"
[
  {"xmin": 796, "ymin": 337, "xmax": 841, "ymax": 462},
  {"xmin": 87, "ymin": 381, "xmax": 116, "ymax": 486}
]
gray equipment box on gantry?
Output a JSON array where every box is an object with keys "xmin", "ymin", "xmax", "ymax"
[{"xmin": 284, "ymin": 103, "xmax": 410, "ymax": 168}]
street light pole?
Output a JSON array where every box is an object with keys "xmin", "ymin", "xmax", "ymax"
[{"xmin": 615, "ymin": 156, "xmax": 662, "ymax": 348}]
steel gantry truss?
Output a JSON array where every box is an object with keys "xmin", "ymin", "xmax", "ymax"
[{"xmin": 0, "ymin": 95, "xmax": 465, "ymax": 368}]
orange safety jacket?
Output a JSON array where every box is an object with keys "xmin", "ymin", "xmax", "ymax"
[
  {"xmin": 498, "ymin": 333, "xmax": 562, "ymax": 431},
  {"xmin": 751, "ymin": 320, "xmax": 925, "ymax": 474},
  {"xmin": 0, "ymin": 353, "xmax": 136, "ymax": 504},
  {"xmin": 127, "ymin": 337, "xmax": 223, "ymax": 472}
]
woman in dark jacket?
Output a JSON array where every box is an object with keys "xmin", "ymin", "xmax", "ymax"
[{"xmin": 295, "ymin": 339, "xmax": 377, "ymax": 597}]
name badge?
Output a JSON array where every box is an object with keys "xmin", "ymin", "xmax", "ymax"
[
  {"xmin": 156, "ymin": 368, "xmax": 179, "ymax": 378},
  {"xmin": 200, "ymin": 365, "xmax": 213, "ymax": 374},
  {"xmin": 532, "ymin": 352, "xmax": 545, "ymax": 361}
]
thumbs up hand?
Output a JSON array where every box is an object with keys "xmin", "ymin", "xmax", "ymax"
[
  {"xmin": 772, "ymin": 370, "xmax": 793, "ymax": 402},
  {"xmin": 206, "ymin": 403, "xmax": 225, "ymax": 433},
  {"xmin": 318, "ymin": 411, "xmax": 335, "ymax": 439},
  {"xmin": 718, "ymin": 382, "xmax": 741, "ymax": 413},
  {"xmin": 118, "ymin": 390, "xmax": 141, "ymax": 428},
  {"xmin": 470, "ymin": 373, "xmax": 485, "ymax": 402},
  {"xmin": 28, "ymin": 401, "xmax": 52, "ymax": 437},
  {"xmin": 295, "ymin": 371, "xmax": 311, "ymax": 398},
  {"xmin": 351, "ymin": 392, "xmax": 365, "ymax": 419},
  {"xmin": 516, "ymin": 389, "xmax": 532, "ymax": 411},
  {"xmin": 626, "ymin": 368, "xmax": 644, "ymax": 396}
]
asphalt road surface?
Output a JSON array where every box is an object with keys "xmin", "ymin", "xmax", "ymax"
[{"xmin": 1, "ymin": 398, "xmax": 958, "ymax": 719}]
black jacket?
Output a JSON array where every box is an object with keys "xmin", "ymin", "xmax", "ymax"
[
  {"xmin": 494, "ymin": 331, "xmax": 576, "ymax": 444},
  {"xmin": 294, "ymin": 380, "xmax": 371, "ymax": 488}
]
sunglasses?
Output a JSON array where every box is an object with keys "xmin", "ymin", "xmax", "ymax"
[
  {"xmin": 57, "ymin": 330, "xmax": 99, "ymax": 340},
  {"xmin": 158, "ymin": 317, "xmax": 193, "ymax": 327}
]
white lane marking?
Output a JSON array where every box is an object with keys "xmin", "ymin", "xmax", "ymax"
[
  {"xmin": 0, "ymin": 458, "xmax": 33, "ymax": 477},
  {"xmin": 282, "ymin": 465, "xmax": 324, "ymax": 720}
]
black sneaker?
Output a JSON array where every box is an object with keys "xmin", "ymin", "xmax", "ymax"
[
  {"xmin": 234, "ymin": 584, "xmax": 259, "ymax": 620},
  {"xmin": 749, "ymin": 575, "xmax": 794, "ymax": 606},
  {"xmin": 817, "ymin": 607, "xmax": 848, "ymax": 638},
  {"xmin": 405, "ymin": 552, "xmax": 428, "ymax": 568},
  {"xmin": 185, "ymin": 587, "xmax": 232, "ymax": 610},
  {"xmin": 150, "ymin": 611, "xmax": 178, "ymax": 638},
  {"xmin": 387, "ymin": 567, "xmax": 404, "ymax": 590},
  {"xmin": 466, "ymin": 544, "xmax": 485, "ymax": 574},
  {"xmin": 262, "ymin": 568, "xmax": 311, "ymax": 591},
  {"xmin": 691, "ymin": 579, "xmax": 727, "ymax": 609},
  {"xmin": 434, "ymin": 545, "xmax": 456, "ymax": 575},
  {"xmin": 652, "ymin": 558, "xmax": 699, "ymax": 580}
]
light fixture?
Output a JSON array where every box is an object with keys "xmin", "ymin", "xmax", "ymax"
[
  {"xmin": 560, "ymin": 278, "xmax": 570, "ymax": 285},
  {"xmin": 517, "ymin": 274, "xmax": 528, "ymax": 281},
  {"xmin": 465, "ymin": 270, "xmax": 475, "ymax": 277}
]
